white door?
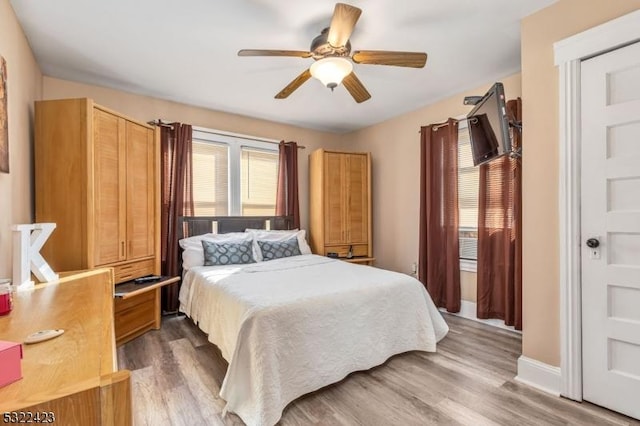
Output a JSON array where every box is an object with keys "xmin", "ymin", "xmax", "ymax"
[{"xmin": 581, "ymin": 41, "xmax": 640, "ymax": 420}]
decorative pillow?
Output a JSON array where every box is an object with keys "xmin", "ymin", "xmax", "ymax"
[
  {"xmin": 257, "ymin": 237, "xmax": 301, "ymax": 261},
  {"xmin": 179, "ymin": 232, "xmax": 252, "ymax": 269},
  {"xmin": 201, "ymin": 240, "xmax": 255, "ymax": 266},
  {"xmin": 245, "ymin": 229, "xmax": 311, "ymax": 261}
]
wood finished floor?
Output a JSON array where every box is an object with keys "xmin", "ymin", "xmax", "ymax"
[{"xmin": 118, "ymin": 314, "xmax": 639, "ymax": 426}]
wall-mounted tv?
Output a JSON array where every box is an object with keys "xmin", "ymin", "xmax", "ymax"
[{"xmin": 466, "ymin": 82, "xmax": 512, "ymax": 166}]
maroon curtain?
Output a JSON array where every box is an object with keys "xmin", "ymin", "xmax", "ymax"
[
  {"xmin": 275, "ymin": 141, "xmax": 300, "ymax": 229},
  {"xmin": 160, "ymin": 122, "xmax": 194, "ymax": 312},
  {"xmin": 476, "ymin": 99, "xmax": 522, "ymax": 330},
  {"xmin": 418, "ymin": 119, "xmax": 461, "ymax": 313}
]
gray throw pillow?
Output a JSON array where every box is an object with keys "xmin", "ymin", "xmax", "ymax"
[
  {"xmin": 257, "ymin": 237, "xmax": 301, "ymax": 261},
  {"xmin": 201, "ymin": 240, "xmax": 255, "ymax": 266}
]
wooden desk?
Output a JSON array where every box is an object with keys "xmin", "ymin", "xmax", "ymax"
[
  {"xmin": 0, "ymin": 269, "xmax": 131, "ymax": 425},
  {"xmin": 113, "ymin": 276, "xmax": 179, "ymax": 346}
]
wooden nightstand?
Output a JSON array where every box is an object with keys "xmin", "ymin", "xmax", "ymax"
[
  {"xmin": 342, "ymin": 257, "xmax": 375, "ymax": 266},
  {"xmin": 113, "ymin": 276, "xmax": 179, "ymax": 346}
]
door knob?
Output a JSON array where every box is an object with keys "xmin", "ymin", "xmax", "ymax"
[{"xmin": 586, "ymin": 238, "xmax": 600, "ymax": 248}]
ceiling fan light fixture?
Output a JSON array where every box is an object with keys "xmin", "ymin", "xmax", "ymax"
[{"xmin": 310, "ymin": 57, "xmax": 353, "ymax": 90}]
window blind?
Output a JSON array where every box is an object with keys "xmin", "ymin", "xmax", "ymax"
[
  {"xmin": 240, "ymin": 147, "xmax": 279, "ymax": 216},
  {"xmin": 458, "ymin": 126, "xmax": 478, "ymax": 260},
  {"xmin": 192, "ymin": 141, "xmax": 229, "ymax": 215}
]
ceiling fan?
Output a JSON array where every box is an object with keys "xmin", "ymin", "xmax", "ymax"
[{"xmin": 238, "ymin": 3, "xmax": 428, "ymax": 103}]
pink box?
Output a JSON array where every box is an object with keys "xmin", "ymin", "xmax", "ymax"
[{"xmin": 0, "ymin": 341, "xmax": 23, "ymax": 387}]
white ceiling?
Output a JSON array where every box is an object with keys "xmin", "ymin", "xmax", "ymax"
[{"xmin": 10, "ymin": 0, "xmax": 556, "ymax": 133}]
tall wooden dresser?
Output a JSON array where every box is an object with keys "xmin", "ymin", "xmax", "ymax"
[
  {"xmin": 35, "ymin": 98, "xmax": 161, "ymax": 345},
  {"xmin": 35, "ymin": 98, "xmax": 158, "ymax": 279},
  {"xmin": 309, "ymin": 149, "xmax": 372, "ymax": 263}
]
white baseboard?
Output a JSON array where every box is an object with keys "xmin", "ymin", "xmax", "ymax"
[
  {"xmin": 440, "ymin": 300, "xmax": 520, "ymax": 333},
  {"xmin": 442, "ymin": 304, "xmax": 561, "ymax": 396},
  {"xmin": 516, "ymin": 356, "xmax": 561, "ymax": 396}
]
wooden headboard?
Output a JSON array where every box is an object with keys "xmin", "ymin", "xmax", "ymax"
[
  {"xmin": 176, "ymin": 215, "xmax": 295, "ymax": 276},
  {"xmin": 177, "ymin": 215, "xmax": 294, "ymax": 240}
]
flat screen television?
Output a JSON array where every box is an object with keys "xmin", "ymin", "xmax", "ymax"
[{"xmin": 466, "ymin": 82, "xmax": 512, "ymax": 166}]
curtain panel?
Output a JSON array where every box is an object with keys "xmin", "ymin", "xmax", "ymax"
[
  {"xmin": 160, "ymin": 122, "xmax": 194, "ymax": 312},
  {"xmin": 476, "ymin": 98, "xmax": 523, "ymax": 330},
  {"xmin": 275, "ymin": 141, "xmax": 300, "ymax": 229},
  {"xmin": 418, "ymin": 119, "xmax": 461, "ymax": 313}
]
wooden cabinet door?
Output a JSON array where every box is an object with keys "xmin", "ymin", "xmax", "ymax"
[
  {"xmin": 93, "ymin": 109, "xmax": 127, "ymax": 266},
  {"xmin": 345, "ymin": 154, "xmax": 369, "ymax": 244},
  {"xmin": 125, "ymin": 121, "xmax": 155, "ymax": 260},
  {"xmin": 323, "ymin": 152, "xmax": 347, "ymax": 245}
]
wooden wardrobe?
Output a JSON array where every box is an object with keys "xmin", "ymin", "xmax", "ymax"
[
  {"xmin": 35, "ymin": 98, "xmax": 159, "ymax": 282},
  {"xmin": 309, "ymin": 149, "xmax": 372, "ymax": 262}
]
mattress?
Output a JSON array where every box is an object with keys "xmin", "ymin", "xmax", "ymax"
[{"xmin": 179, "ymin": 254, "xmax": 448, "ymax": 426}]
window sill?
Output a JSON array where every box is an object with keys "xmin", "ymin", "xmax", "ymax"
[{"xmin": 460, "ymin": 259, "xmax": 477, "ymax": 273}]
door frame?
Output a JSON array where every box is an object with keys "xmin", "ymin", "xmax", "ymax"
[{"xmin": 555, "ymin": 9, "xmax": 640, "ymax": 401}]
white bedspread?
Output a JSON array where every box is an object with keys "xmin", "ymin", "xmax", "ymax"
[{"xmin": 179, "ymin": 254, "xmax": 448, "ymax": 426}]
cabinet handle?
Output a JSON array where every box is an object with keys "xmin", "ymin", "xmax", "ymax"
[{"xmin": 121, "ymin": 241, "xmax": 125, "ymax": 257}]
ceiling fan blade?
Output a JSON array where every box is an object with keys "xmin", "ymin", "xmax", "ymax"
[
  {"xmin": 343, "ymin": 72, "xmax": 371, "ymax": 103},
  {"xmin": 327, "ymin": 3, "xmax": 362, "ymax": 48},
  {"xmin": 238, "ymin": 49, "xmax": 312, "ymax": 58},
  {"xmin": 352, "ymin": 50, "xmax": 428, "ymax": 68},
  {"xmin": 275, "ymin": 69, "xmax": 312, "ymax": 99}
]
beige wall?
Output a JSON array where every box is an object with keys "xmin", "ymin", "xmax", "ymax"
[
  {"xmin": 43, "ymin": 77, "xmax": 342, "ymax": 231},
  {"xmin": 342, "ymin": 73, "xmax": 521, "ymax": 303},
  {"xmin": 460, "ymin": 271, "xmax": 477, "ymax": 303},
  {"xmin": 521, "ymin": 0, "xmax": 640, "ymax": 367},
  {"xmin": 0, "ymin": 1, "xmax": 42, "ymax": 278}
]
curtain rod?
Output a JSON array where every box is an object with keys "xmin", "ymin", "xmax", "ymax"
[
  {"xmin": 148, "ymin": 119, "xmax": 306, "ymax": 149},
  {"xmin": 147, "ymin": 119, "xmax": 174, "ymax": 129},
  {"xmin": 419, "ymin": 118, "xmax": 459, "ymax": 133}
]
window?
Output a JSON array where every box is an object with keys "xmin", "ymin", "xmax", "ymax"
[
  {"xmin": 192, "ymin": 141, "xmax": 229, "ymax": 215},
  {"xmin": 191, "ymin": 128, "xmax": 279, "ymax": 216},
  {"xmin": 458, "ymin": 120, "xmax": 479, "ymax": 268},
  {"xmin": 241, "ymin": 148, "xmax": 279, "ymax": 215}
]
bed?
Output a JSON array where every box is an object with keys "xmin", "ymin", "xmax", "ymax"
[{"xmin": 177, "ymin": 216, "xmax": 449, "ymax": 426}]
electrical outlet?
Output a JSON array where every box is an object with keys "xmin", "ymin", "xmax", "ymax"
[{"xmin": 410, "ymin": 262, "xmax": 417, "ymax": 276}]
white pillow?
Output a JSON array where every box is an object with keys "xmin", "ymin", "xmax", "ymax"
[
  {"xmin": 245, "ymin": 229, "xmax": 312, "ymax": 261},
  {"xmin": 179, "ymin": 232, "xmax": 252, "ymax": 270}
]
